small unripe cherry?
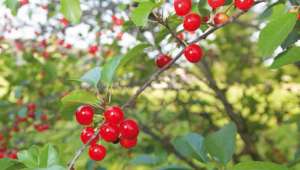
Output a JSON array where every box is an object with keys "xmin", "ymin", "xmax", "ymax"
[
  {"xmin": 213, "ymin": 13, "xmax": 229, "ymax": 26},
  {"xmin": 103, "ymin": 106, "xmax": 124, "ymax": 124},
  {"xmin": 234, "ymin": 0, "xmax": 254, "ymax": 11},
  {"xmin": 88, "ymin": 144, "xmax": 106, "ymax": 161},
  {"xmin": 120, "ymin": 119, "xmax": 139, "ymax": 139},
  {"xmin": 208, "ymin": 0, "xmax": 225, "ymax": 9},
  {"xmin": 120, "ymin": 137, "xmax": 137, "ymax": 149},
  {"xmin": 155, "ymin": 54, "xmax": 172, "ymax": 68},
  {"xmin": 80, "ymin": 127, "xmax": 99, "ymax": 145},
  {"xmin": 184, "ymin": 44, "xmax": 204, "ymax": 63},
  {"xmin": 99, "ymin": 123, "xmax": 119, "ymax": 142},
  {"xmin": 183, "ymin": 13, "xmax": 202, "ymax": 32},
  {"xmin": 75, "ymin": 105, "xmax": 94, "ymax": 125},
  {"xmin": 174, "ymin": 0, "xmax": 192, "ymax": 16}
]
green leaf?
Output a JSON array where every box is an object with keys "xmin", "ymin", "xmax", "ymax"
[
  {"xmin": 61, "ymin": 90, "xmax": 98, "ymax": 106},
  {"xmin": 17, "ymin": 146, "xmax": 40, "ymax": 168},
  {"xmin": 258, "ymin": 12, "xmax": 297, "ymax": 57},
  {"xmin": 34, "ymin": 165, "xmax": 66, "ymax": 170},
  {"xmin": 39, "ymin": 144, "xmax": 59, "ymax": 168},
  {"xmin": 0, "ymin": 158, "xmax": 25, "ymax": 170},
  {"xmin": 60, "ymin": 0, "xmax": 82, "ymax": 24},
  {"xmin": 232, "ymin": 161, "xmax": 289, "ymax": 170},
  {"xmin": 270, "ymin": 47, "xmax": 300, "ymax": 69},
  {"xmin": 172, "ymin": 133, "xmax": 208, "ymax": 162},
  {"xmin": 59, "ymin": 103, "xmax": 81, "ymax": 120},
  {"xmin": 80, "ymin": 67, "xmax": 102, "ymax": 87},
  {"xmin": 131, "ymin": 1, "xmax": 157, "ymax": 27},
  {"xmin": 119, "ymin": 44, "xmax": 149, "ymax": 66},
  {"xmin": 5, "ymin": 0, "xmax": 19, "ymax": 15},
  {"xmin": 43, "ymin": 62, "xmax": 57, "ymax": 82},
  {"xmin": 100, "ymin": 43, "xmax": 148, "ymax": 86},
  {"xmin": 159, "ymin": 165, "xmax": 191, "ymax": 170},
  {"xmin": 281, "ymin": 30, "xmax": 300, "ymax": 49},
  {"xmin": 130, "ymin": 154, "xmax": 160, "ymax": 165},
  {"xmin": 101, "ymin": 56, "xmax": 122, "ymax": 86},
  {"xmin": 204, "ymin": 123, "xmax": 237, "ymax": 165}
]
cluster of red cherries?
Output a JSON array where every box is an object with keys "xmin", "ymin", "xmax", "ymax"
[
  {"xmin": 155, "ymin": 0, "xmax": 255, "ymax": 68},
  {"xmin": 75, "ymin": 105, "xmax": 139, "ymax": 161}
]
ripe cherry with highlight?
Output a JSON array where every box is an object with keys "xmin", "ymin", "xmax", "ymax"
[
  {"xmin": 99, "ymin": 123, "xmax": 120, "ymax": 142},
  {"xmin": 75, "ymin": 105, "xmax": 94, "ymax": 125},
  {"xmin": 156, "ymin": 54, "xmax": 172, "ymax": 68},
  {"xmin": 103, "ymin": 106, "xmax": 124, "ymax": 124},
  {"xmin": 184, "ymin": 44, "xmax": 204, "ymax": 63},
  {"xmin": 234, "ymin": 0, "xmax": 254, "ymax": 11},
  {"xmin": 120, "ymin": 119, "xmax": 139, "ymax": 139},
  {"xmin": 214, "ymin": 13, "xmax": 229, "ymax": 26},
  {"xmin": 174, "ymin": 0, "xmax": 192, "ymax": 16},
  {"xmin": 208, "ymin": 0, "xmax": 225, "ymax": 9},
  {"xmin": 88, "ymin": 144, "xmax": 106, "ymax": 161},
  {"xmin": 80, "ymin": 127, "xmax": 99, "ymax": 145},
  {"xmin": 183, "ymin": 13, "xmax": 202, "ymax": 32}
]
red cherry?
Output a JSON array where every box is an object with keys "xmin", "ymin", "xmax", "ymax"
[
  {"xmin": 27, "ymin": 103, "xmax": 36, "ymax": 112},
  {"xmin": 75, "ymin": 105, "xmax": 94, "ymax": 125},
  {"xmin": 112, "ymin": 16, "xmax": 124, "ymax": 26},
  {"xmin": 120, "ymin": 119, "xmax": 139, "ymax": 139},
  {"xmin": 99, "ymin": 123, "xmax": 119, "ymax": 142},
  {"xmin": 34, "ymin": 124, "xmax": 49, "ymax": 132},
  {"xmin": 155, "ymin": 54, "xmax": 172, "ymax": 68},
  {"xmin": 40, "ymin": 114, "xmax": 48, "ymax": 121},
  {"xmin": 120, "ymin": 137, "xmax": 137, "ymax": 149},
  {"xmin": 103, "ymin": 106, "xmax": 124, "ymax": 124},
  {"xmin": 39, "ymin": 39, "xmax": 47, "ymax": 48},
  {"xmin": 28, "ymin": 111, "xmax": 35, "ymax": 119},
  {"xmin": 65, "ymin": 43, "xmax": 72, "ymax": 49},
  {"xmin": 0, "ymin": 152, "xmax": 5, "ymax": 159},
  {"xmin": 298, "ymin": 13, "xmax": 300, "ymax": 21},
  {"xmin": 7, "ymin": 150, "xmax": 18, "ymax": 159},
  {"xmin": 88, "ymin": 45, "xmax": 98, "ymax": 55},
  {"xmin": 208, "ymin": 0, "xmax": 225, "ymax": 9},
  {"xmin": 42, "ymin": 51, "xmax": 49, "ymax": 59},
  {"xmin": 213, "ymin": 13, "xmax": 229, "ymax": 26},
  {"xmin": 57, "ymin": 39, "xmax": 64, "ymax": 46},
  {"xmin": 174, "ymin": 0, "xmax": 192, "ymax": 16},
  {"xmin": 234, "ymin": 0, "xmax": 254, "ymax": 11},
  {"xmin": 184, "ymin": 44, "xmax": 204, "ymax": 63},
  {"xmin": 183, "ymin": 13, "xmax": 202, "ymax": 32},
  {"xmin": 88, "ymin": 144, "xmax": 106, "ymax": 161},
  {"xmin": 80, "ymin": 127, "xmax": 99, "ymax": 145},
  {"xmin": 19, "ymin": 0, "xmax": 29, "ymax": 6},
  {"xmin": 16, "ymin": 115, "xmax": 27, "ymax": 123},
  {"xmin": 60, "ymin": 18, "xmax": 69, "ymax": 27}
]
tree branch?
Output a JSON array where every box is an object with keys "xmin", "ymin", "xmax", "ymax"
[{"xmin": 68, "ymin": 1, "xmax": 266, "ymax": 168}]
